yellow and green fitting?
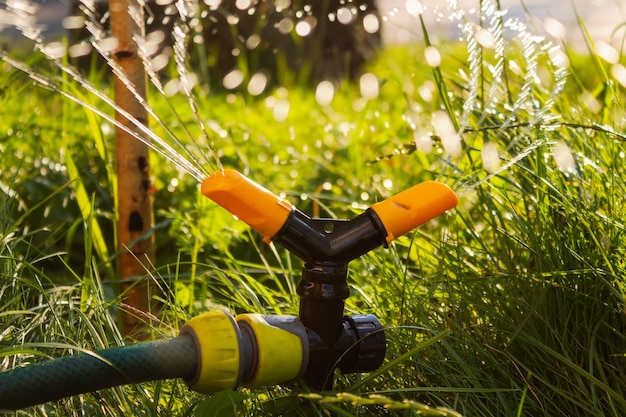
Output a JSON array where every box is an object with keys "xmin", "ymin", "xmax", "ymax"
[
  {"xmin": 180, "ymin": 310, "xmax": 242, "ymax": 394},
  {"xmin": 235, "ymin": 314, "xmax": 309, "ymax": 388}
]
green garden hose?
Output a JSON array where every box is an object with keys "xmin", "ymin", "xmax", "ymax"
[
  {"xmin": 0, "ymin": 310, "xmax": 310, "ymax": 411},
  {"xmin": 0, "ymin": 335, "xmax": 197, "ymax": 410}
]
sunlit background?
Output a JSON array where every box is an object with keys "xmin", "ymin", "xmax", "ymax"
[{"xmin": 20, "ymin": 0, "xmax": 626, "ymax": 48}]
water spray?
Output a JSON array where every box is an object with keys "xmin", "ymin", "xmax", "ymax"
[{"xmin": 0, "ymin": 169, "xmax": 457, "ymax": 410}]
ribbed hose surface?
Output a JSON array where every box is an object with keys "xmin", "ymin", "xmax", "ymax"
[{"xmin": 0, "ymin": 335, "xmax": 197, "ymax": 410}]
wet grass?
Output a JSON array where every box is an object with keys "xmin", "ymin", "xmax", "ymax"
[{"xmin": 2, "ymin": 1, "xmax": 626, "ymax": 416}]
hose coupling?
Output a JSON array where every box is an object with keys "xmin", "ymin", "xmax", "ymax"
[{"xmin": 180, "ymin": 310, "xmax": 308, "ymax": 394}]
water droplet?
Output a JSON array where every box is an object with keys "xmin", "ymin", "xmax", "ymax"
[
  {"xmin": 413, "ymin": 130, "xmax": 433, "ymax": 154},
  {"xmin": 336, "ymin": 7, "xmax": 353, "ymax": 24},
  {"xmin": 180, "ymin": 72, "xmax": 198, "ymax": 94},
  {"xmin": 277, "ymin": 18, "xmax": 294, "ymax": 34},
  {"xmin": 363, "ymin": 13, "xmax": 379, "ymax": 34},
  {"xmin": 543, "ymin": 17, "xmax": 565, "ymax": 40},
  {"xmin": 275, "ymin": 0, "xmax": 291, "ymax": 12},
  {"xmin": 359, "ymin": 72, "xmax": 379, "ymax": 100},
  {"xmin": 42, "ymin": 42, "xmax": 66, "ymax": 60},
  {"xmin": 432, "ymin": 111, "xmax": 461, "ymax": 157},
  {"xmin": 612, "ymin": 64, "xmax": 626, "ymax": 88},
  {"xmin": 151, "ymin": 53, "xmax": 170, "ymax": 72},
  {"xmin": 322, "ymin": 182, "xmax": 332, "ymax": 190},
  {"xmin": 383, "ymin": 179, "xmax": 393, "ymax": 189},
  {"xmin": 315, "ymin": 80, "xmax": 335, "ymax": 106},
  {"xmin": 552, "ymin": 141, "xmax": 576, "ymax": 174},
  {"xmin": 475, "ymin": 28, "xmax": 495, "ymax": 49},
  {"xmin": 164, "ymin": 79, "xmax": 180, "ymax": 96},
  {"xmin": 223, "ymin": 69, "xmax": 244, "ymax": 89},
  {"xmin": 62, "ymin": 15, "xmax": 85, "ymax": 30},
  {"xmin": 273, "ymin": 99, "xmax": 290, "ymax": 122},
  {"xmin": 246, "ymin": 34, "xmax": 261, "ymax": 49},
  {"xmin": 204, "ymin": 0, "xmax": 222, "ymax": 7},
  {"xmin": 595, "ymin": 41, "xmax": 619, "ymax": 64},
  {"xmin": 295, "ymin": 20, "xmax": 312, "ymax": 36},
  {"xmin": 405, "ymin": 0, "xmax": 424, "ymax": 17},
  {"xmin": 424, "ymin": 46, "xmax": 441, "ymax": 67},
  {"xmin": 69, "ymin": 42, "xmax": 92, "ymax": 58},
  {"xmin": 360, "ymin": 192, "xmax": 369, "ymax": 201},
  {"xmin": 235, "ymin": 0, "xmax": 251, "ymax": 9},
  {"xmin": 481, "ymin": 142, "xmax": 500, "ymax": 173},
  {"xmin": 247, "ymin": 72, "xmax": 268, "ymax": 96},
  {"xmin": 98, "ymin": 36, "xmax": 120, "ymax": 54},
  {"xmin": 418, "ymin": 81, "xmax": 434, "ymax": 102}
]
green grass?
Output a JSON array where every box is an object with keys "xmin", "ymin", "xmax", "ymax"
[{"xmin": 2, "ymin": 2, "xmax": 626, "ymax": 416}]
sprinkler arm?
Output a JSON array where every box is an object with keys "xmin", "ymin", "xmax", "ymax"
[{"xmin": 201, "ymin": 169, "xmax": 458, "ymax": 261}]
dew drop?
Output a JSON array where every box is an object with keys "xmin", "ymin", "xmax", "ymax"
[
  {"xmin": 180, "ymin": 72, "xmax": 198, "ymax": 94},
  {"xmin": 295, "ymin": 20, "xmax": 312, "ymax": 36},
  {"xmin": 42, "ymin": 42, "xmax": 66, "ymax": 60},
  {"xmin": 595, "ymin": 41, "xmax": 619, "ymax": 64},
  {"xmin": 481, "ymin": 142, "xmax": 500, "ymax": 173},
  {"xmin": 223, "ymin": 69, "xmax": 244, "ymax": 89},
  {"xmin": 424, "ymin": 46, "xmax": 441, "ymax": 67},
  {"xmin": 475, "ymin": 28, "xmax": 495, "ymax": 49},
  {"xmin": 315, "ymin": 80, "xmax": 335, "ymax": 106},
  {"xmin": 275, "ymin": 0, "xmax": 291, "ymax": 11},
  {"xmin": 363, "ymin": 13, "xmax": 379, "ymax": 34},
  {"xmin": 62, "ymin": 15, "xmax": 85, "ymax": 30},
  {"xmin": 246, "ymin": 34, "xmax": 261, "ymax": 49},
  {"xmin": 336, "ymin": 7, "xmax": 353, "ymax": 24},
  {"xmin": 359, "ymin": 72, "xmax": 379, "ymax": 100},
  {"xmin": 432, "ymin": 111, "xmax": 461, "ymax": 157},
  {"xmin": 543, "ymin": 17, "xmax": 566, "ymax": 40},
  {"xmin": 413, "ymin": 130, "xmax": 433, "ymax": 154},
  {"xmin": 247, "ymin": 72, "xmax": 268, "ymax": 96},
  {"xmin": 273, "ymin": 99, "xmax": 290, "ymax": 122},
  {"xmin": 611, "ymin": 64, "xmax": 626, "ymax": 88},
  {"xmin": 552, "ymin": 141, "xmax": 576, "ymax": 174},
  {"xmin": 151, "ymin": 53, "xmax": 170, "ymax": 72},
  {"xmin": 235, "ymin": 0, "xmax": 251, "ymax": 10},
  {"xmin": 227, "ymin": 14, "xmax": 240, "ymax": 25},
  {"xmin": 405, "ymin": 0, "xmax": 424, "ymax": 17},
  {"xmin": 98, "ymin": 37, "xmax": 119, "ymax": 54},
  {"xmin": 163, "ymin": 78, "xmax": 180, "ymax": 97},
  {"xmin": 277, "ymin": 18, "xmax": 294, "ymax": 34},
  {"xmin": 68, "ymin": 42, "xmax": 92, "ymax": 58}
]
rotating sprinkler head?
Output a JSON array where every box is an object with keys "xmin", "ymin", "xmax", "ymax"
[{"xmin": 201, "ymin": 169, "xmax": 458, "ymax": 390}]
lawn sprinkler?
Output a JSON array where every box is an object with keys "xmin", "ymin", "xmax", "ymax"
[{"xmin": 0, "ymin": 170, "xmax": 457, "ymax": 410}]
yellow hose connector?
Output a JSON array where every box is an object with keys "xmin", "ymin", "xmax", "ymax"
[
  {"xmin": 180, "ymin": 310, "xmax": 309, "ymax": 394},
  {"xmin": 236, "ymin": 314, "xmax": 308, "ymax": 388},
  {"xmin": 370, "ymin": 181, "xmax": 458, "ymax": 244},
  {"xmin": 180, "ymin": 310, "xmax": 241, "ymax": 394},
  {"xmin": 201, "ymin": 169, "xmax": 293, "ymax": 243}
]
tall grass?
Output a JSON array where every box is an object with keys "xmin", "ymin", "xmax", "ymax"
[{"xmin": 1, "ymin": 0, "xmax": 626, "ymax": 416}]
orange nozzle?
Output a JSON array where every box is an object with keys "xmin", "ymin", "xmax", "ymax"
[
  {"xmin": 201, "ymin": 169, "xmax": 293, "ymax": 242},
  {"xmin": 370, "ymin": 181, "xmax": 458, "ymax": 244}
]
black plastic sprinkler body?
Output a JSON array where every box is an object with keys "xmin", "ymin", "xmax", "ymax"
[
  {"xmin": 201, "ymin": 169, "xmax": 459, "ymax": 390},
  {"xmin": 0, "ymin": 169, "xmax": 457, "ymax": 410}
]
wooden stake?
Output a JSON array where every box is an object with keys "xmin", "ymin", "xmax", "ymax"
[{"xmin": 109, "ymin": 0, "xmax": 157, "ymax": 339}]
